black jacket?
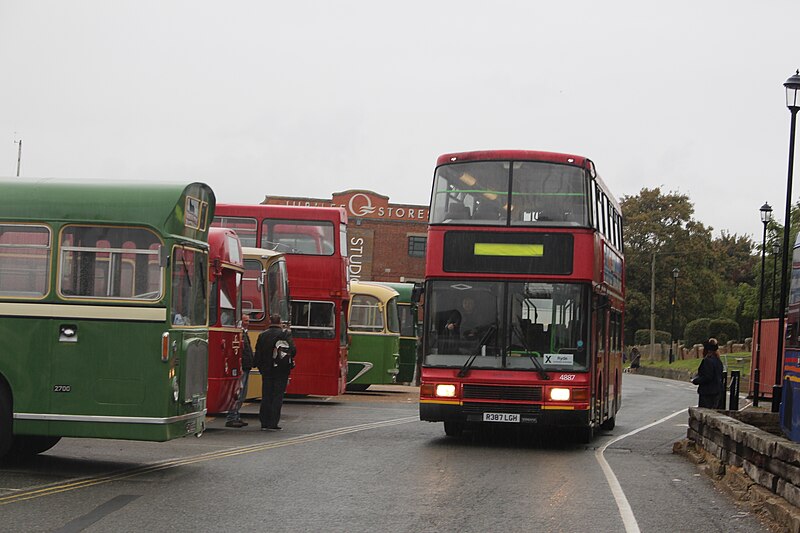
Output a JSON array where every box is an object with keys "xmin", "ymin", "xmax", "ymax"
[
  {"xmin": 241, "ymin": 331, "xmax": 254, "ymax": 372},
  {"xmin": 693, "ymin": 355, "xmax": 724, "ymax": 396},
  {"xmin": 255, "ymin": 325, "xmax": 296, "ymax": 376}
]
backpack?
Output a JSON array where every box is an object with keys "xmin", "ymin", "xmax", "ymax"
[{"xmin": 272, "ymin": 331, "xmax": 295, "ymax": 372}]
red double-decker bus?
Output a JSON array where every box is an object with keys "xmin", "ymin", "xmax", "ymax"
[
  {"xmin": 419, "ymin": 150, "xmax": 624, "ymax": 441},
  {"xmin": 206, "ymin": 227, "xmax": 245, "ymax": 414},
  {"xmin": 213, "ymin": 204, "xmax": 349, "ymax": 396}
]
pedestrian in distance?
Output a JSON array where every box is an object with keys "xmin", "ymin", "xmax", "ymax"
[
  {"xmin": 255, "ymin": 314, "xmax": 296, "ymax": 431},
  {"xmin": 691, "ymin": 338, "xmax": 725, "ymax": 408},
  {"xmin": 629, "ymin": 346, "xmax": 641, "ymax": 369},
  {"xmin": 226, "ymin": 314, "xmax": 254, "ymax": 428}
]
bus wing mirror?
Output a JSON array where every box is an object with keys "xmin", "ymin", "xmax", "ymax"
[
  {"xmin": 411, "ymin": 283, "xmax": 424, "ymax": 303},
  {"xmin": 596, "ymin": 295, "xmax": 610, "ymax": 310}
]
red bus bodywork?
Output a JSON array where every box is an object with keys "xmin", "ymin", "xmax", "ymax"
[
  {"xmin": 419, "ymin": 150, "xmax": 624, "ymax": 440},
  {"xmin": 213, "ymin": 204, "xmax": 349, "ymax": 396},
  {"xmin": 206, "ymin": 227, "xmax": 245, "ymax": 414}
]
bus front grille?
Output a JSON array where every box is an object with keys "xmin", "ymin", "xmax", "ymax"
[
  {"xmin": 184, "ymin": 339, "xmax": 209, "ymax": 401},
  {"xmin": 463, "ymin": 384, "xmax": 542, "ymax": 401},
  {"xmin": 462, "ymin": 402, "xmax": 542, "ymax": 415}
]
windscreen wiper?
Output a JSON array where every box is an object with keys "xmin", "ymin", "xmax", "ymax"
[
  {"xmin": 198, "ymin": 258, "xmax": 206, "ymax": 299},
  {"xmin": 457, "ymin": 325, "xmax": 496, "ymax": 378},
  {"xmin": 180, "ymin": 254, "xmax": 192, "ymax": 287},
  {"xmin": 511, "ymin": 322, "xmax": 550, "ymax": 380}
]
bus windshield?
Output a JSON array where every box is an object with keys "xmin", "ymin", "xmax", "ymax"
[
  {"xmin": 267, "ymin": 259, "xmax": 291, "ymax": 322},
  {"xmin": 171, "ymin": 246, "xmax": 208, "ymax": 326},
  {"xmin": 430, "ymin": 161, "xmax": 588, "ymax": 227},
  {"xmin": 424, "ymin": 280, "xmax": 589, "ymax": 371},
  {"xmin": 397, "ymin": 303, "xmax": 416, "ymax": 337}
]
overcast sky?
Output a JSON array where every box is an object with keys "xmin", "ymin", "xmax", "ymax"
[{"xmin": 1, "ymin": 1, "xmax": 799, "ymax": 240}]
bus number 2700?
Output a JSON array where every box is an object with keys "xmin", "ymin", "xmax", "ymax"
[{"xmin": 53, "ymin": 385, "xmax": 71, "ymax": 392}]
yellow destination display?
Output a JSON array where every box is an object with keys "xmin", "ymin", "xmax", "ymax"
[{"xmin": 473, "ymin": 243, "xmax": 544, "ymax": 257}]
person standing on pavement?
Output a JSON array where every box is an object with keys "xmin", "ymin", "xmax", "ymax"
[
  {"xmin": 226, "ymin": 314, "xmax": 254, "ymax": 428},
  {"xmin": 255, "ymin": 314, "xmax": 296, "ymax": 431},
  {"xmin": 691, "ymin": 338, "xmax": 725, "ymax": 408}
]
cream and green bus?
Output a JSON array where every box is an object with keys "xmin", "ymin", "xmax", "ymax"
[{"xmin": 0, "ymin": 179, "xmax": 214, "ymax": 460}]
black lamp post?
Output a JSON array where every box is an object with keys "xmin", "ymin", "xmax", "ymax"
[
  {"xmin": 669, "ymin": 267, "xmax": 679, "ymax": 364},
  {"xmin": 754, "ymin": 202, "xmax": 772, "ymax": 407},
  {"xmin": 773, "ymin": 242, "xmax": 781, "ymax": 316},
  {"xmin": 774, "ymin": 70, "xmax": 800, "ymax": 413}
]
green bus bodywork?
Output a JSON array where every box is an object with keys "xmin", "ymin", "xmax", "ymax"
[
  {"xmin": 346, "ymin": 281, "xmax": 400, "ymax": 390},
  {"xmin": 0, "ymin": 179, "xmax": 214, "ymax": 458},
  {"xmin": 375, "ymin": 282, "xmax": 421, "ymax": 384}
]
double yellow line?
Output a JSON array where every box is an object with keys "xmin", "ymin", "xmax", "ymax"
[{"xmin": 0, "ymin": 416, "xmax": 417, "ymax": 505}]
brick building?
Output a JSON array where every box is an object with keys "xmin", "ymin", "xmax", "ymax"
[{"xmin": 262, "ymin": 190, "xmax": 428, "ymax": 283}]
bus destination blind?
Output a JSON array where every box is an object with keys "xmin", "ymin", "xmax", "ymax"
[{"xmin": 443, "ymin": 231, "xmax": 573, "ymax": 275}]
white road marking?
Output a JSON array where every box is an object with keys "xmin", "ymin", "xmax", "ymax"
[{"xmin": 596, "ymin": 408, "xmax": 689, "ymax": 533}]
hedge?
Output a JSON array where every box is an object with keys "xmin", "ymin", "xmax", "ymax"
[{"xmin": 634, "ymin": 329, "xmax": 671, "ymax": 345}]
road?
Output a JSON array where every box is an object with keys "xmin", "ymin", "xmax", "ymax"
[{"xmin": 0, "ymin": 374, "xmax": 772, "ymax": 532}]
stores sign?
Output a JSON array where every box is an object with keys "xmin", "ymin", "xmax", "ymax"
[{"xmin": 268, "ymin": 190, "xmax": 429, "ymax": 222}]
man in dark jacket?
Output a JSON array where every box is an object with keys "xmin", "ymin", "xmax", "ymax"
[
  {"xmin": 255, "ymin": 314, "xmax": 296, "ymax": 430},
  {"xmin": 692, "ymin": 338, "xmax": 725, "ymax": 408},
  {"xmin": 226, "ymin": 314, "xmax": 254, "ymax": 428}
]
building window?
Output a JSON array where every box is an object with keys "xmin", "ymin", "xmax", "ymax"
[{"xmin": 408, "ymin": 236, "xmax": 426, "ymax": 258}]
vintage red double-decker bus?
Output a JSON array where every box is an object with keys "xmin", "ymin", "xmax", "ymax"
[
  {"xmin": 419, "ymin": 150, "xmax": 624, "ymax": 441},
  {"xmin": 213, "ymin": 204, "xmax": 348, "ymax": 396},
  {"xmin": 206, "ymin": 227, "xmax": 245, "ymax": 414}
]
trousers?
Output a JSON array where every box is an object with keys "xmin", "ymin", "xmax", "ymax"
[{"xmin": 259, "ymin": 372, "xmax": 290, "ymax": 428}]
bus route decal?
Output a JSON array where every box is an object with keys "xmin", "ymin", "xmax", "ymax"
[{"xmin": 543, "ymin": 353, "xmax": 574, "ymax": 365}]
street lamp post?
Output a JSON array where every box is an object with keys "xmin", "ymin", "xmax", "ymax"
[
  {"xmin": 772, "ymin": 242, "xmax": 780, "ymax": 316},
  {"xmin": 755, "ymin": 202, "xmax": 773, "ymax": 407},
  {"xmin": 669, "ymin": 267, "xmax": 679, "ymax": 364},
  {"xmin": 774, "ymin": 70, "xmax": 800, "ymax": 413},
  {"xmin": 13, "ymin": 137, "xmax": 22, "ymax": 177}
]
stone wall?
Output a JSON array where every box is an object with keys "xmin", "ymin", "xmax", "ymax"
[
  {"xmin": 676, "ymin": 407, "xmax": 800, "ymax": 531},
  {"xmin": 630, "ymin": 339, "xmax": 751, "ymax": 363}
]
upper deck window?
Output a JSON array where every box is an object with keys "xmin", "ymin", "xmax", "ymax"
[
  {"xmin": 261, "ymin": 219, "xmax": 335, "ymax": 256},
  {"xmin": 430, "ymin": 161, "xmax": 588, "ymax": 227},
  {"xmin": 0, "ymin": 224, "xmax": 51, "ymax": 298},
  {"xmin": 59, "ymin": 225, "xmax": 163, "ymax": 301},
  {"xmin": 212, "ymin": 216, "xmax": 257, "ymax": 247}
]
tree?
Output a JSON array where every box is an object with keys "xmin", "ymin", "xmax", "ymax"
[
  {"xmin": 622, "ymin": 188, "xmax": 717, "ymax": 345},
  {"xmin": 622, "ymin": 190, "xmax": 800, "ymax": 348}
]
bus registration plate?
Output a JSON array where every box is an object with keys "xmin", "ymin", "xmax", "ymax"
[{"xmin": 483, "ymin": 412, "xmax": 520, "ymax": 423}]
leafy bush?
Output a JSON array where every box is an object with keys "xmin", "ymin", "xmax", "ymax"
[
  {"xmin": 684, "ymin": 318, "xmax": 712, "ymax": 348},
  {"xmin": 709, "ymin": 318, "xmax": 740, "ymax": 344},
  {"xmin": 634, "ymin": 329, "xmax": 671, "ymax": 345}
]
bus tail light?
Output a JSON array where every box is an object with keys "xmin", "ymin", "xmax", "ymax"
[{"xmin": 161, "ymin": 332, "xmax": 170, "ymax": 362}]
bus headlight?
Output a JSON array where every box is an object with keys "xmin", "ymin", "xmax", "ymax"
[
  {"xmin": 549, "ymin": 387, "xmax": 571, "ymax": 401},
  {"xmin": 435, "ymin": 384, "xmax": 457, "ymax": 398}
]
